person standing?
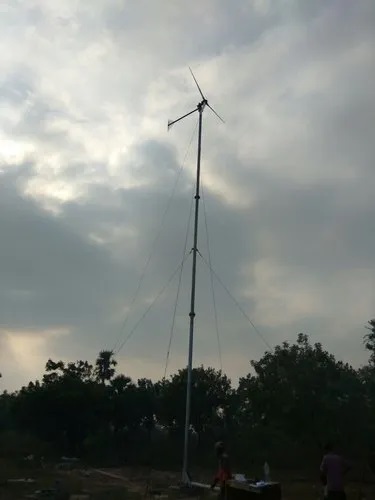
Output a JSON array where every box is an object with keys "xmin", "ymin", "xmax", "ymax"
[
  {"xmin": 320, "ymin": 443, "xmax": 351, "ymax": 500},
  {"xmin": 211, "ymin": 442, "xmax": 232, "ymax": 500}
]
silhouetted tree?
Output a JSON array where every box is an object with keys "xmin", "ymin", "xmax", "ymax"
[
  {"xmin": 158, "ymin": 366, "xmax": 233, "ymax": 443},
  {"xmin": 95, "ymin": 350, "xmax": 117, "ymax": 384},
  {"xmin": 365, "ymin": 319, "xmax": 375, "ymax": 364},
  {"xmin": 238, "ymin": 334, "xmax": 365, "ymax": 456},
  {"xmin": 1, "ymin": 326, "xmax": 374, "ymax": 468}
]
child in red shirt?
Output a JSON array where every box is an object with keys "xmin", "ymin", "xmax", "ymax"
[{"xmin": 211, "ymin": 442, "xmax": 232, "ymax": 499}]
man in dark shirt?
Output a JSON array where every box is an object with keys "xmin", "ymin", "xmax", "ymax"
[{"xmin": 320, "ymin": 443, "xmax": 351, "ymax": 500}]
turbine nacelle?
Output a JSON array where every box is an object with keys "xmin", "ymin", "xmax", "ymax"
[{"xmin": 197, "ymin": 99, "xmax": 207, "ymax": 111}]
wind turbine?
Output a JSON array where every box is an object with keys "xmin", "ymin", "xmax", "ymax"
[{"xmin": 168, "ymin": 67, "xmax": 224, "ymax": 485}]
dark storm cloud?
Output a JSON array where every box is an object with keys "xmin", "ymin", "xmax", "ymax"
[{"xmin": 0, "ymin": 165, "xmax": 129, "ymax": 331}]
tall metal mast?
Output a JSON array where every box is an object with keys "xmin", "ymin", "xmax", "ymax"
[{"xmin": 168, "ymin": 68, "xmax": 224, "ymax": 485}]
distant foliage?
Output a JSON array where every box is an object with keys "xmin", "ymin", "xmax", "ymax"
[
  {"xmin": 0, "ymin": 323, "xmax": 374, "ymax": 470},
  {"xmin": 365, "ymin": 319, "xmax": 375, "ymax": 364}
]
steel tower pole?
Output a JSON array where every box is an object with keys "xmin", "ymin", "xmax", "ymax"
[{"xmin": 182, "ymin": 101, "xmax": 204, "ymax": 483}]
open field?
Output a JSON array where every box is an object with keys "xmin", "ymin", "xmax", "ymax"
[{"xmin": 0, "ymin": 460, "xmax": 373, "ymax": 499}]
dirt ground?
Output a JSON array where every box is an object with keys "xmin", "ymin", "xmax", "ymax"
[{"xmin": 0, "ymin": 461, "xmax": 373, "ymax": 499}]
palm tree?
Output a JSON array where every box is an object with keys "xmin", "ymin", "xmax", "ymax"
[
  {"xmin": 365, "ymin": 320, "xmax": 375, "ymax": 365},
  {"xmin": 95, "ymin": 350, "xmax": 117, "ymax": 384}
]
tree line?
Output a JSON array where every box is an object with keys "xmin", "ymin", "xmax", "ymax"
[{"xmin": 0, "ymin": 321, "xmax": 374, "ymax": 472}]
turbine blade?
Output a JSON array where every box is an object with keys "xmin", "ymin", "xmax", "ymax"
[
  {"xmin": 189, "ymin": 66, "xmax": 205, "ymax": 101},
  {"xmin": 207, "ymin": 104, "xmax": 225, "ymax": 124}
]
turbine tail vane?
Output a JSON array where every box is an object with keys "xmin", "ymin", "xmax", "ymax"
[{"xmin": 167, "ymin": 108, "xmax": 198, "ymax": 130}]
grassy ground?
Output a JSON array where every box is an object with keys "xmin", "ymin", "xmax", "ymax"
[
  {"xmin": 0, "ymin": 459, "xmax": 138, "ymax": 499},
  {"xmin": 0, "ymin": 459, "xmax": 373, "ymax": 499}
]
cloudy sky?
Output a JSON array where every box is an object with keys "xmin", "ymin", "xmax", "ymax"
[{"xmin": 1, "ymin": 0, "xmax": 374, "ymax": 390}]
